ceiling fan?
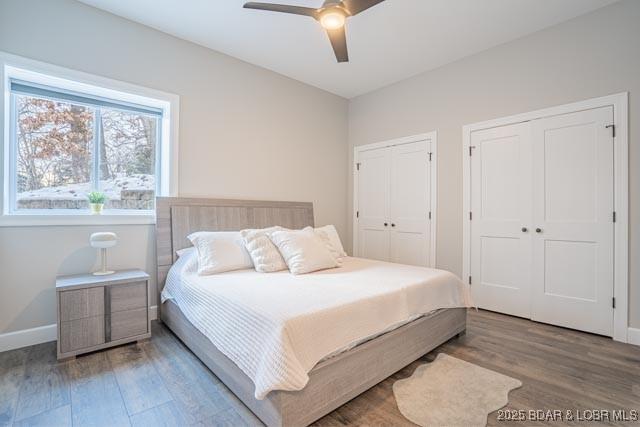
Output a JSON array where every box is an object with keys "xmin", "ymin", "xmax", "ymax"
[{"xmin": 243, "ymin": 0, "xmax": 385, "ymax": 63}]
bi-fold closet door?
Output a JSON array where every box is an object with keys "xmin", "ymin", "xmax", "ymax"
[
  {"xmin": 470, "ymin": 106, "xmax": 614, "ymax": 336},
  {"xmin": 355, "ymin": 140, "xmax": 431, "ymax": 267},
  {"xmin": 470, "ymin": 122, "xmax": 533, "ymax": 318}
]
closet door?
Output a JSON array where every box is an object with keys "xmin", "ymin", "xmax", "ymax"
[
  {"xmin": 470, "ymin": 123, "xmax": 533, "ymax": 318},
  {"xmin": 356, "ymin": 146, "xmax": 391, "ymax": 261},
  {"xmin": 531, "ymin": 107, "xmax": 614, "ymax": 336},
  {"xmin": 389, "ymin": 141, "xmax": 430, "ymax": 266}
]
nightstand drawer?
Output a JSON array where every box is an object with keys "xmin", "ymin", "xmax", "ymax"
[
  {"xmin": 59, "ymin": 315, "xmax": 105, "ymax": 353},
  {"xmin": 59, "ymin": 287, "xmax": 104, "ymax": 321},
  {"xmin": 109, "ymin": 281, "xmax": 147, "ymax": 313},
  {"xmin": 110, "ymin": 308, "xmax": 148, "ymax": 341}
]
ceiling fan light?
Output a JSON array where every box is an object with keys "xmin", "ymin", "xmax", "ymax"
[{"xmin": 320, "ymin": 11, "xmax": 346, "ymax": 30}]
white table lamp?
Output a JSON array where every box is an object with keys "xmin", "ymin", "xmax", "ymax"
[{"xmin": 90, "ymin": 232, "xmax": 117, "ymax": 275}]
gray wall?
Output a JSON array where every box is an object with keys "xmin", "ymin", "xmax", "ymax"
[
  {"xmin": 1, "ymin": 0, "xmax": 638, "ymax": 335},
  {"xmin": 0, "ymin": 0, "xmax": 348, "ymax": 333},
  {"xmin": 348, "ymin": 0, "xmax": 639, "ymax": 328}
]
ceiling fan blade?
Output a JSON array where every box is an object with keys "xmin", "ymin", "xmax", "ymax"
[
  {"xmin": 243, "ymin": 2, "xmax": 319, "ymax": 18},
  {"xmin": 326, "ymin": 26, "xmax": 349, "ymax": 63},
  {"xmin": 342, "ymin": 0, "xmax": 384, "ymax": 16}
]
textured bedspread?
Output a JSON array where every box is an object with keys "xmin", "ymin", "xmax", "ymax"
[{"xmin": 162, "ymin": 253, "xmax": 472, "ymax": 399}]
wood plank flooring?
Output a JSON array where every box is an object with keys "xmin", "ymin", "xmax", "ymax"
[{"xmin": 1, "ymin": 309, "xmax": 638, "ymax": 426}]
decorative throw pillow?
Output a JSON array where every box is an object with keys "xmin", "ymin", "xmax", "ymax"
[
  {"xmin": 188, "ymin": 231, "xmax": 254, "ymax": 275},
  {"xmin": 240, "ymin": 227, "xmax": 288, "ymax": 273},
  {"xmin": 317, "ymin": 224, "xmax": 347, "ymax": 258},
  {"xmin": 269, "ymin": 228, "xmax": 339, "ymax": 275},
  {"xmin": 308, "ymin": 225, "xmax": 347, "ymax": 259},
  {"xmin": 302, "ymin": 227, "xmax": 341, "ymax": 264}
]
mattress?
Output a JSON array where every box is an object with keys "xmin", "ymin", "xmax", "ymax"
[{"xmin": 161, "ymin": 251, "xmax": 472, "ymax": 399}]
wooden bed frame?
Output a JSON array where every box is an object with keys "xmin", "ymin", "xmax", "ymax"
[{"xmin": 155, "ymin": 197, "xmax": 467, "ymax": 427}]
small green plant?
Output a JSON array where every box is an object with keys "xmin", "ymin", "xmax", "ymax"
[{"xmin": 87, "ymin": 191, "xmax": 107, "ymax": 204}]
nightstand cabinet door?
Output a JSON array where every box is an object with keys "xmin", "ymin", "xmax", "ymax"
[
  {"xmin": 59, "ymin": 316, "xmax": 105, "ymax": 353},
  {"xmin": 59, "ymin": 288, "xmax": 104, "ymax": 321}
]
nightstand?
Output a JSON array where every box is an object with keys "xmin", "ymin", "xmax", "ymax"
[{"xmin": 56, "ymin": 269, "xmax": 150, "ymax": 360}]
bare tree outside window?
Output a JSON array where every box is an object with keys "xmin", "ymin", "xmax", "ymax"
[
  {"xmin": 14, "ymin": 95, "xmax": 158, "ymax": 211},
  {"xmin": 16, "ymin": 95, "xmax": 93, "ymax": 209},
  {"xmin": 99, "ymin": 108, "xmax": 157, "ymax": 209}
]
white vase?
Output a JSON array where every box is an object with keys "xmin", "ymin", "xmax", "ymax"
[{"xmin": 90, "ymin": 203, "xmax": 104, "ymax": 215}]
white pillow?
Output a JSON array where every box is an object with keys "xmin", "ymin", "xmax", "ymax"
[
  {"xmin": 176, "ymin": 247, "xmax": 195, "ymax": 258},
  {"xmin": 188, "ymin": 231, "xmax": 254, "ymax": 275},
  {"xmin": 269, "ymin": 228, "xmax": 339, "ymax": 275},
  {"xmin": 319, "ymin": 225, "xmax": 347, "ymax": 258},
  {"xmin": 311, "ymin": 225, "xmax": 347, "ymax": 259},
  {"xmin": 240, "ymin": 227, "xmax": 288, "ymax": 273},
  {"xmin": 302, "ymin": 227, "xmax": 341, "ymax": 264}
]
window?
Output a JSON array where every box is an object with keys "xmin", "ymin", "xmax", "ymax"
[
  {"xmin": 2, "ymin": 60, "xmax": 177, "ymax": 223},
  {"xmin": 9, "ymin": 80, "xmax": 162, "ymax": 213}
]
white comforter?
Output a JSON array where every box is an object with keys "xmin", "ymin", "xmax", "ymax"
[{"xmin": 161, "ymin": 253, "xmax": 472, "ymax": 399}]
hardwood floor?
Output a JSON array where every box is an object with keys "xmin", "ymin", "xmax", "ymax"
[{"xmin": 1, "ymin": 309, "xmax": 638, "ymax": 426}]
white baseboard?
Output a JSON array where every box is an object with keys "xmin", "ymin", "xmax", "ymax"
[
  {"xmin": 628, "ymin": 327, "xmax": 640, "ymax": 346},
  {"xmin": 0, "ymin": 305, "xmax": 158, "ymax": 353},
  {"xmin": 0, "ymin": 323, "xmax": 57, "ymax": 352}
]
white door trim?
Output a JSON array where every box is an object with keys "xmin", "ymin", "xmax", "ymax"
[
  {"xmin": 462, "ymin": 93, "xmax": 629, "ymax": 343},
  {"xmin": 353, "ymin": 131, "xmax": 437, "ymax": 268}
]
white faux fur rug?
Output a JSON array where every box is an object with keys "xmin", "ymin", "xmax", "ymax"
[{"xmin": 393, "ymin": 353, "xmax": 522, "ymax": 427}]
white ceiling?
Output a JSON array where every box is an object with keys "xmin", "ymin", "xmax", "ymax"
[{"xmin": 77, "ymin": 0, "xmax": 617, "ymax": 98}]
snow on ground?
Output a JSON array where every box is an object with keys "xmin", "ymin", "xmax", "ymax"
[{"xmin": 17, "ymin": 174, "xmax": 154, "ymax": 201}]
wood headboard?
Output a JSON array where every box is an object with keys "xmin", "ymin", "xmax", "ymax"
[{"xmin": 155, "ymin": 197, "xmax": 314, "ymax": 293}]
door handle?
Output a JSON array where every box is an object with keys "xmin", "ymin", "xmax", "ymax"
[
  {"xmin": 536, "ymin": 228, "xmax": 542, "ymax": 233},
  {"xmin": 391, "ymin": 223, "xmax": 396, "ymax": 227},
  {"xmin": 384, "ymin": 223, "xmax": 388, "ymax": 227},
  {"xmin": 521, "ymin": 227, "xmax": 528, "ymax": 232}
]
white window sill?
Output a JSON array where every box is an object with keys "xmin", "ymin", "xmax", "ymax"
[{"xmin": 0, "ymin": 210, "xmax": 156, "ymax": 227}]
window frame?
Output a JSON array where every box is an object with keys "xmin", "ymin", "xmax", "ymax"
[{"xmin": 1, "ymin": 52, "xmax": 179, "ymax": 226}]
